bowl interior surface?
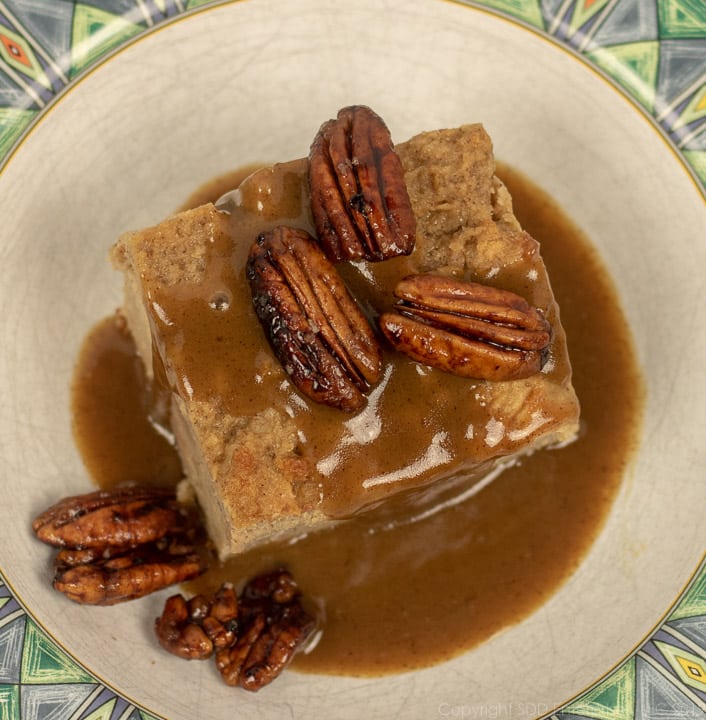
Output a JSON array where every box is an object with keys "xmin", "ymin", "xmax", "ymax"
[{"xmin": 0, "ymin": 0, "xmax": 704, "ymax": 717}]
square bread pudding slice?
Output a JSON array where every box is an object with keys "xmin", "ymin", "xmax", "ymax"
[{"xmin": 111, "ymin": 109, "xmax": 580, "ymax": 559}]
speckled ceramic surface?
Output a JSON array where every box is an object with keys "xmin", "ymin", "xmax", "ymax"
[{"xmin": 0, "ymin": 1, "xmax": 704, "ymax": 719}]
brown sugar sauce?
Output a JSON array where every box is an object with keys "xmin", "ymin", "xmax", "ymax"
[{"xmin": 71, "ymin": 163, "xmax": 643, "ymax": 675}]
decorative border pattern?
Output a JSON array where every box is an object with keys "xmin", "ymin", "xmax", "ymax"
[
  {"xmin": 0, "ymin": 1, "xmax": 704, "ymax": 719},
  {"xmin": 0, "ymin": 572, "xmax": 160, "ymax": 720},
  {"xmin": 0, "ymin": 0, "xmax": 705, "ymax": 185},
  {"xmin": 470, "ymin": 0, "xmax": 706, "ymax": 192},
  {"xmin": 550, "ymin": 557, "xmax": 706, "ymax": 719}
]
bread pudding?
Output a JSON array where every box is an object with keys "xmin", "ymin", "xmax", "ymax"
[{"xmin": 111, "ymin": 110, "xmax": 580, "ymax": 559}]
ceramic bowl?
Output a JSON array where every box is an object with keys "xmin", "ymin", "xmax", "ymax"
[{"xmin": 0, "ymin": 1, "xmax": 704, "ymax": 718}]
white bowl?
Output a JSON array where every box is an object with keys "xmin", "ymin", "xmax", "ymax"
[{"xmin": 0, "ymin": 1, "xmax": 704, "ymax": 718}]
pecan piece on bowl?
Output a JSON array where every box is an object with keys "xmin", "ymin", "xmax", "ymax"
[
  {"xmin": 33, "ymin": 486, "xmax": 208, "ymax": 605},
  {"xmin": 215, "ymin": 569, "xmax": 316, "ymax": 692},
  {"xmin": 379, "ymin": 274, "xmax": 552, "ymax": 381},
  {"xmin": 155, "ymin": 569, "xmax": 316, "ymax": 691},
  {"xmin": 32, "ymin": 486, "xmax": 191, "ymax": 549},
  {"xmin": 309, "ymin": 105, "xmax": 416, "ymax": 262},
  {"xmin": 53, "ymin": 542, "xmax": 206, "ymax": 605},
  {"xmin": 247, "ymin": 225, "xmax": 382, "ymax": 411},
  {"xmin": 155, "ymin": 584, "xmax": 239, "ymax": 660}
]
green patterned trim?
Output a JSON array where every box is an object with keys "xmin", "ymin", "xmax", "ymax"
[{"xmin": 70, "ymin": 4, "xmax": 143, "ymax": 78}]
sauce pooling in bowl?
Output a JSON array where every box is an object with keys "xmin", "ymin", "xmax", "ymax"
[{"xmin": 71, "ymin": 163, "xmax": 643, "ymax": 675}]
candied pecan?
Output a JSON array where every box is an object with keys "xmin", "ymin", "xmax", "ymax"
[
  {"xmin": 309, "ymin": 105, "xmax": 416, "ymax": 262},
  {"xmin": 154, "ymin": 568, "xmax": 316, "ymax": 690},
  {"xmin": 236, "ymin": 603, "xmax": 315, "ymax": 692},
  {"xmin": 215, "ymin": 615, "xmax": 266, "ymax": 686},
  {"xmin": 241, "ymin": 567, "xmax": 299, "ymax": 605},
  {"xmin": 53, "ymin": 543, "xmax": 206, "ymax": 605},
  {"xmin": 155, "ymin": 584, "xmax": 239, "ymax": 660},
  {"xmin": 247, "ymin": 225, "xmax": 381, "ymax": 411},
  {"xmin": 155, "ymin": 594, "xmax": 213, "ymax": 659},
  {"xmin": 32, "ymin": 486, "xmax": 192, "ymax": 549},
  {"xmin": 379, "ymin": 274, "xmax": 552, "ymax": 381},
  {"xmin": 215, "ymin": 569, "xmax": 315, "ymax": 692}
]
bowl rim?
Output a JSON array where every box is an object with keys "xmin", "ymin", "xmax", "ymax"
[{"xmin": 0, "ymin": 1, "xmax": 705, "ymax": 719}]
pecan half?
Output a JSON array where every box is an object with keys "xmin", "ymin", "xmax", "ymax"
[
  {"xmin": 247, "ymin": 225, "xmax": 382, "ymax": 411},
  {"xmin": 53, "ymin": 542, "xmax": 206, "ymax": 605},
  {"xmin": 215, "ymin": 569, "xmax": 315, "ymax": 692},
  {"xmin": 33, "ymin": 486, "xmax": 208, "ymax": 605},
  {"xmin": 309, "ymin": 105, "xmax": 416, "ymax": 262},
  {"xmin": 379, "ymin": 274, "xmax": 552, "ymax": 381},
  {"xmin": 32, "ymin": 486, "xmax": 190, "ymax": 549}
]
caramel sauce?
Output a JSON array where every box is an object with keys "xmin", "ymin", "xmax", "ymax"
[
  {"xmin": 71, "ymin": 164, "xmax": 643, "ymax": 675},
  {"xmin": 71, "ymin": 313, "xmax": 182, "ymax": 489}
]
